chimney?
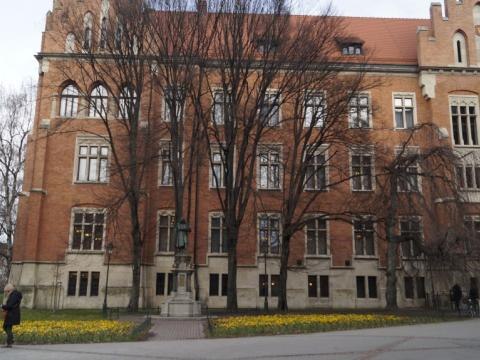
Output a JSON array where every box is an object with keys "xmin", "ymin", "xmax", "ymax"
[{"xmin": 196, "ymin": 0, "xmax": 207, "ymax": 14}]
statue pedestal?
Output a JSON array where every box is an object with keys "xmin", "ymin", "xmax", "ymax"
[{"xmin": 161, "ymin": 253, "xmax": 202, "ymax": 317}]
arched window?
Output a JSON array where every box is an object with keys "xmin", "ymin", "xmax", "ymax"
[
  {"xmin": 114, "ymin": 22, "xmax": 123, "ymax": 51},
  {"xmin": 119, "ymin": 86, "xmax": 137, "ymax": 118},
  {"xmin": 99, "ymin": 17, "xmax": 108, "ymax": 50},
  {"xmin": 60, "ymin": 85, "xmax": 79, "ymax": 118},
  {"xmin": 65, "ymin": 33, "xmax": 76, "ymax": 53},
  {"xmin": 83, "ymin": 12, "xmax": 94, "ymax": 51},
  {"xmin": 453, "ymin": 31, "xmax": 468, "ymax": 66},
  {"xmin": 89, "ymin": 85, "xmax": 108, "ymax": 118}
]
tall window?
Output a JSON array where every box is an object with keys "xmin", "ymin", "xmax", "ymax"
[
  {"xmin": 394, "ymin": 94, "xmax": 415, "ymax": 129},
  {"xmin": 119, "ymin": 87, "xmax": 137, "ymax": 119},
  {"xmin": 60, "ymin": 85, "xmax": 79, "ymax": 118},
  {"xmin": 349, "ymin": 94, "xmax": 370, "ymax": 128},
  {"xmin": 89, "ymin": 85, "xmax": 108, "ymax": 118},
  {"xmin": 164, "ymin": 87, "xmax": 184, "ymax": 122},
  {"xmin": 453, "ymin": 32, "xmax": 468, "ymax": 66},
  {"xmin": 305, "ymin": 217, "xmax": 328, "ymax": 256},
  {"xmin": 71, "ymin": 210, "xmax": 105, "ymax": 251},
  {"xmin": 304, "ymin": 92, "xmax": 325, "ymax": 127},
  {"xmin": 76, "ymin": 142, "xmax": 109, "ymax": 183},
  {"xmin": 159, "ymin": 142, "xmax": 173, "ymax": 186},
  {"xmin": 354, "ymin": 217, "xmax": 375, "ymax": 256},
  {"xmin": 396, "ymin": 149, "xmax": 420, "ymax": 192},
  {"xmin": 305, "ymin": 149, "xmax": 327, "ymax": 191},
  {"xmin": 258, "ymin": 147, "xmax": 281, "ymax": 190},
  {"xmin": 400, "ymin": 218, "xmax": 422, "ymax": 258},
  {"xmin": 451, "ymin": 97, "xmax": 478, "ymax": 146},
  {"xmin": 260, "ymin": 91, "xmax": 280, "ymax": 127},
  {"xmin": 158, "ymin": 212, "xmax": 175, "ymax": 253},
  {"xmin": 259, "ymin": 274, "xmax": 279, "ymax": 297},
  {"xmin": 212, "ymin": 90, "xmax": 230, "ymax": 125},
  {"xmin": 90, "ymin": 272, "xmax": 100, "ymax": 296},
  {"xmin": 99, "ymin": 17, "xmax": 108, "ymax": 50},
  {"xmin": 351, "ymin": 152, "xmax": 373, "ymax": 191},
  {"xmin": 259, "ymin": 214, "xmax": 280, "ymax": 255},
  {"xmin": 67, "ymin": 272, "xmax": 77, "ymax": 296},
  {"xmin": 83, "ymin": 12, "xmax": 93, "ymax": 51},
  {"xmin": 210, "ymin": 214, "xmax": 227, "ymax": 254},
  {"xmin": 114, "ymin": 22, "xmax": 123, "ymax": 51},
  {"xmin": 210, "ymin": 147, "xmax": 226, "ymax": 188}
]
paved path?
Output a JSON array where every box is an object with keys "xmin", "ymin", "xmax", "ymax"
[
  {"xmin": 2, "ymin": 319, "xmax": 480, "ymax": 359},
  {"xmin": 148, "ymin": 318, "xmax": 207, "ymax": 340}
]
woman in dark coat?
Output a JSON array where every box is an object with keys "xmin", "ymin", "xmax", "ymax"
[{"xmin": 2, "ymin": 284, "xmax": 22, "ymax": 348}]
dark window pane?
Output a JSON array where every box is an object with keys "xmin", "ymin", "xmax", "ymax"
[
  {"xmin": 368, "ymin": 276, "xmax": 377, "ymax": 298},
  {"xmin": 221, "ymin": 274, "xmax": 228, "ymax": 297},
  {"xmin": 83, "ymin": 225, "xmax": 93, "ymax": 250},
  {"xmin": 356, "ymin": 276, "xmax": 366, "ymax": 298},
  {"xmin": 416, "ymin": 277, "xmax": 425, "ymax": 299},
  {"xmin": 308, "ymin": 275, "xmax": 317, "ymax": 298},
  {"xmin": 79, "ymin": 271, "xmax": 89, "ymax": 296},
  {"xmin": 404, "ymin": 277, "xmax": 414, "ymax": 299},
  {"xmin": 167, "ymin": 273, "xmax": 174, "ymax": 295},
  {"xmin": 156, "ymin": 273, "xmax": 165, "ymax": 296},
  {"xmin": 90, "ymin": 272, "xmax": 100, "ymax": 296},
  {"xmin": 67, "ymin": 272, "xmax": 77, "ymax": 296},
  {"xmin": 320, "ymin": 276, "xmax": 329, "ymax": 298},
  {"xmin": 72, "ymin": 225, "xmax": 82, "ymax": 249},
  {"xmin": 211, "ymin": 228, "xmax": 220, "ymax": 253},
  {"xmin": 93, "ymin": 225, "xmax": 103, "ymax": 250},
  {"xmin": 271, "ymin": 275, "xmax": 279, "ymax": 297},
  {"xmin": 259, "ymin": 274, "xmax": 268, "ymax": 297},
  {"xmin": 209, "ymin": 274, "xmax": 219, "ymax": 296}
]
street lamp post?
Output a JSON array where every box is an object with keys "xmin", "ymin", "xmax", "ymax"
[
  {"xmin": 102, "ymin": 242, "xmax": 114, "ymax": 317},
  {"xmin": 262, "ymin": 240, "xmax": 268, "ymax": 311}
]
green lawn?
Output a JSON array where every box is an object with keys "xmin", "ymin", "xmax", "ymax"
[{"xmin": 21, "ymin": 308, "xmax": 105, "ymax": 321}]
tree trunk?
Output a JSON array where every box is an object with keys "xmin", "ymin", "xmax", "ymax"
[
  {"xmin": 128, "ymin": 198, "xmax": 143, "ymax": 312},
  {"xmin": 278, "ymin": 233, "xmax": 291, "ymax": 311},
  {"xmin": 226, "ymin": 229, "xmax": 238, "ymax": 311},
  {"xmin": 385, "ymin": 225, "xmax": 398, "ymax": 310}
]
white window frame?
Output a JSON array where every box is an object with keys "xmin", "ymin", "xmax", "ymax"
[
  {"xmin": 449, "ymin": 95, "xmax": 480, "ymax": 147},
  {"xmin": 73, "ymin": 137, "xmax": 110, "ymax": 184},
  {"xmin": 348, "ymin": 92, "xmax": 371, "ymax": 129},
  {"xmin": 392, "ymin": 92, "xmax": 416, "ymax": 130},
  {"xmin": 209, "ymin": 212, "xmax": 228, "ymax": 255},
  {"xmin": 157, "ymin": 210, "xmax": 176, "ymax": 254},
  {"xmin": 352, "ymin": 215, "xmax": 377, "ymax": 257},
  {"xmin": 60, "ymin": 85, "xmax": 79, "ymax": 118},
  {"xmin": 304, "ymin": 90, "xmax": 326, "ymax": 128},
  {"xmin": 350, "ymin": 148, "xmax": 374, "ymax": 192},
  {"xmin": 258, "ymin": 213, "xmax": 281, "ymax": 256},
  {"xmin": 69, "ymin": 208, "xmax": 106, "ymax": 252},
  {"xmin": 304, "ymin": 215, "xmax": 330, "ymax": 257},
  {"xmin": 304, "ymin": 146, "xmax": 328, "ymax": 191},
  {"xmin": 395, "ymin": 146, "xmax": 421, "ymax": 193},
  {"xmin": 260, "ymin": 90, "xmax": 281, "ymax": 127},
  {"xmin": 209, "ymin": 146, "xmax": 227, "ymax": 189},
  {"xmin": 258, "ymin": 145, "xmax": 282, "ymax": 190},
  {"xmin": 118, "ymin": 87, "xmax": 137, "ymax": 119},
  {"xmin": 212, "ymin": 88, "xmax": 231, "ymax": 126},
  {"xmin": 399, "ymin": 216, "xmax": 423, "ymax": 259},
  {"xmin": 163, "ymin": 86, "xmax": 185, "ymax": 123},
  {"xmin": 88, "ymin": 85, "xmax": 109, "ymax": 118}
]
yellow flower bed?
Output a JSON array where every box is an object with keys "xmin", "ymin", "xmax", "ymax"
[
  {"xmin": 211, "ymin": 313, "xmax": 423, "ymax": 337},
  {"xmin": 0, "ymin": 320, "xmax": 135, "ymax": 344}
]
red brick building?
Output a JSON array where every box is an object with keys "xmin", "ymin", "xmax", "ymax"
[{"xmin": 11, "ymin": 0, "xmax": 480, "ymax": 309}]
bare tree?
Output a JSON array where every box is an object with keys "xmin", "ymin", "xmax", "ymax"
[
  {"xmin": 367, "ymin": 124, "xmax": 463, "ymax": 309},
  {"xmin": 0, "ymin": 83, "xmax": 33, "ymax": 280}
]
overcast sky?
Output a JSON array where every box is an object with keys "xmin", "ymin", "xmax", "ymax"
[{"xmin": 0, "ymin": 0, "xmax": 433, "ymax": 89}]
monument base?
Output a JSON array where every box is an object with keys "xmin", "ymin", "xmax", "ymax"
[{"xmin": 161, "ymin": 292, "xmax": 202, "ymax": 317}]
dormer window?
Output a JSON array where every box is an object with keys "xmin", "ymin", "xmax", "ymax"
[
  {"xmin": 338, "ymin": 37, "xmax": 364, "ymax": 56},
  {"xmin": 256, "ymin": 38, "xmax": 280, "ymax": 54}
]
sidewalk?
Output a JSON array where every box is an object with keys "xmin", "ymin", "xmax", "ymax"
[{"xmin": 148, "ymin": 318, "xmax": 207, "ymax": 340}]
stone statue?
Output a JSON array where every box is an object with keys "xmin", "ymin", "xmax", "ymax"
[{"xmin": 176, "ymin": 219, "xmax": 189, "ymax": 250}]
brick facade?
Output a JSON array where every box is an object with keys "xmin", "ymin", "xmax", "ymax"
[{"xmin": 11, "ymin": 0, "xmax": 480, "ymax": 309}]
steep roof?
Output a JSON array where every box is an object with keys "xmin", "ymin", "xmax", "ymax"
[{"xmin": 341, "ymin": 17, "xmax": 431, "ymax": 65}]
